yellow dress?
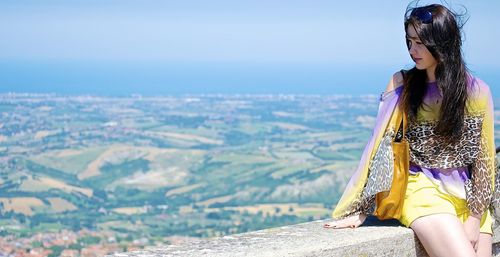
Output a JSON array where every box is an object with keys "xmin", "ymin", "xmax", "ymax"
[{"xmin": 332, "ymin": 75, "xmax": 498, "ymax": 234}]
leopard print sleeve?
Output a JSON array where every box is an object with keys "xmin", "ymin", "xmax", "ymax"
[
  {"xmin": 467, "ymin": 136, "xmax": 494, "ymax": 217},
  {"xmin": 466, "ymin": 79, "xmax": 496, "ymax": 217}
]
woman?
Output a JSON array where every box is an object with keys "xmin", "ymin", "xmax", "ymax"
[{"xmin": 323, "ymin": 3, "xmax": 497, "ymax": 257}]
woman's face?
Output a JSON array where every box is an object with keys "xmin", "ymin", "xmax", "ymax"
[{"xmin": 406, "ymin": 24, "xmax": 438, "ymax": 71}]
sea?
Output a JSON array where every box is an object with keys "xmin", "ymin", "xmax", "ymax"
[{"xmin": 1, "ymin": 61, "xmax": 498, "ymax": 97}]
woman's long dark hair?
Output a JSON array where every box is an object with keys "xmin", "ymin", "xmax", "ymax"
[{"xmin": 401, "ymin": 3, "xmax": 469, "ymax": 144}]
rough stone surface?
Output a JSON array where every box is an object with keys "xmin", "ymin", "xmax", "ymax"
[{"xmin": 108, "ymin": 216, "xmax": 500, "ymax": 257}]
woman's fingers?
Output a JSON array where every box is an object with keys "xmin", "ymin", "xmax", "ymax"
[
  {"xmin": 472, "ymin": 241, "xmax": 478, "ymax": 252},
  {"xmin": 323, "ymin": 214, "xmax": 367, "ymax": 229},
  {"xmin": 323, "ymin": 219, "xmax": 358, "ymax": 229},
  {"xmin": 323, "ymin": 222, "xmax": 337, "ymax": 228}
]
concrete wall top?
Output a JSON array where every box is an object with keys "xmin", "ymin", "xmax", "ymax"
[{"xmin": 109, "ymin": 216, "xmax": 500, "ymax": 257}]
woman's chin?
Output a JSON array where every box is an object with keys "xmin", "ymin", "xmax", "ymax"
[{"xmin": 414, "ymin": 64, "xmax": 426, "ymax": 70}]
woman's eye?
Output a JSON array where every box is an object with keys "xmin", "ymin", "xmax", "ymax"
[
  {"xmin": 416, "ymin": 41, "xmax": 423, "ymax": 45},
  {"xmin": 406, "ymin": 40, "xmax": 412, "ymax": 49}
]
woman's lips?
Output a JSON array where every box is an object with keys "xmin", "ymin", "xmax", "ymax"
[{"xmin": 413, "ymin": 57, "xmax": 422, "ymax": 63}]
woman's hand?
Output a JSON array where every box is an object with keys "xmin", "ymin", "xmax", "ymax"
[
  {"xmin": 323, "ymin": 213, "xmax": 367, "ymax": 229},
  {"xmin": 463, "ymin": 215, "xmax": 481, "ymax": 251}
]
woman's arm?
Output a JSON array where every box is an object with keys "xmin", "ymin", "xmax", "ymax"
[
  {"xmin": 327, "ymin": 71, "xmax": 406, "ymax": 226},
  {"xmin": 467, "ymin": 79, "xmax": 495, "ymax": 218},
  {"xmin": 463, "ymin": 78, "xmax": 495, "ymax": 249}
]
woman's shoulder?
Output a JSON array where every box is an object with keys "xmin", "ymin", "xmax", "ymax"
[
  {"xmin": 467, "ymin": 75, "xmax": 493, "ymax": 112},
  {"xmin": 469, "ymin": 76, "xmax": 491, "ymax": 96},
  {"xmin": 380, "ymin": 70, "xmax": 406, "ymax": 101},
  {"xmin": 384, "ymin": 70, "xmax": 406, "ymax": 93}
]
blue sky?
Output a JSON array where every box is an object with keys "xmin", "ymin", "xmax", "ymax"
[{"xmin": 0, "ymin": 0, "xmax": 498, "ymax": 95}]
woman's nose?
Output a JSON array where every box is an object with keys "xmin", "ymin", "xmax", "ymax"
[
  {"xmin": 408, "ymin": 44, "xmax": 417, "ymax": 54},
  {"xmin": 409, "ymin": 45, "xmax": 417, "ymax": 55}
]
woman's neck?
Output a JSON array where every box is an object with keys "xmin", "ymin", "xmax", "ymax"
[{"xmin": 426, "ymin": 64, "xmax": 437, "ymax": 83}]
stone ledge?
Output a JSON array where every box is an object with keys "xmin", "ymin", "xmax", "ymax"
[{"xmin": 109, "ymin": 216, "xmax": 500, "ymax": 257}]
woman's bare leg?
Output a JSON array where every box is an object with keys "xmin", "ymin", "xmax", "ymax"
[
  {"xmin": 410, "ymin": 213, "xmax": 476, "ymax": 257},
  {"xmin": 476, "ymin": 233, "xmax": 492, "ymax": 257}
]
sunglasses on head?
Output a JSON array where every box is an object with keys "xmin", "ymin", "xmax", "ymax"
[{"xmin": 411, "ymin": 7, "xmax": 433, "ymax": 24}]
